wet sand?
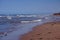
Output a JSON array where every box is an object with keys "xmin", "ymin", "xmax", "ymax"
[{"xmin": 20, "ymin": 21, "xmax": 60, "ymax": 40}]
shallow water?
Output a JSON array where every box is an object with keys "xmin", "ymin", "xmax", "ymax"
[{"xmin": 0, "ymin": 21, "xmax": 44, "ymax": 40}]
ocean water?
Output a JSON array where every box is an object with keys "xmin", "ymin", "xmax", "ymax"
[
  {"xmin": 0, "ymin": 16, "xmax": 41, "ymax": 30},
  {"xmin": 0, "ymin": 14, "xmax": 60, "ymax": 33}
]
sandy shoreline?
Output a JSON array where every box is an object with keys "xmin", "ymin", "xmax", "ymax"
[{"xmin": 20, "ymin": 21, "xmax": 60, "ymax": 40}]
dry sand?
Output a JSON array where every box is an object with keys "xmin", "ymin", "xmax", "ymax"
[{"xmin": 20, "ymin": 21, "xmax": 60, "ymax": 40}]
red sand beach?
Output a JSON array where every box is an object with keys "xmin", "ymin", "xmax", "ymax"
[
  {"xmin": 20, "ymin": 21, "xmax": 60, "ymax": 40},
  {"xmin": 20, "ymin": 13, "xmax": 60, "ymax": 40}
]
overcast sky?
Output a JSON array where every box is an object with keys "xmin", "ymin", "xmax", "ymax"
[{"xmin": 0, "ymin": 0, "xmax": 60, "ymax": 14}]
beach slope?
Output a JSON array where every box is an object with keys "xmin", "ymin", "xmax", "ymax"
[{"xmin": 20, "ymin": 21, "xmax": 60, "ymax": 40}]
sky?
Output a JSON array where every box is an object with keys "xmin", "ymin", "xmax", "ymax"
[{"xmin": 0, "ymin": 0, "xmax": 60, "ymax": 14}]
